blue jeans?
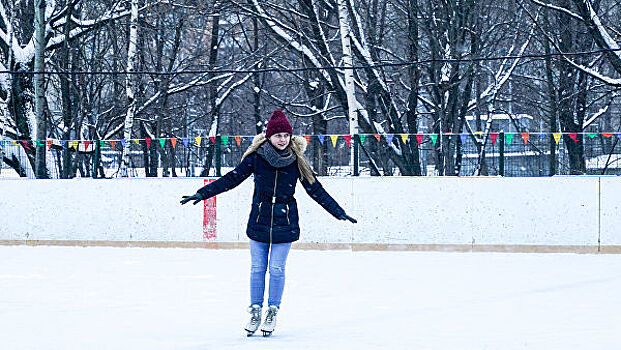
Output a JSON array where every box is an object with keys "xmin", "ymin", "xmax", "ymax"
[{"xmin": 249, "ymin": 239, "xmax": 292, "ymax": 308}]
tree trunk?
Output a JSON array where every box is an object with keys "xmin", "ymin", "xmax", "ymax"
[{"xmin": 34, "ymin": 0, "xmax": 47, "ymax": 178}]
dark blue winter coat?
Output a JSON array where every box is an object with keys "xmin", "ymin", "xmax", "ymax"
[{"xmin": 197, "ymin": 150, "xmax": 346, "ymax": 243}]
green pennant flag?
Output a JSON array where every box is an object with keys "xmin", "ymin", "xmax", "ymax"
[
  {"xmin": 430, "ymin": 134, "xmax": 438, "ymax": 145},
  {"xmin": 587, "ymin": 133, "xmax": 597, "ymax": 139},
  {"xmin": 159, "ymin": 138, "xmax": 166, "ymax": 148},
  {"xmin": 35, "ymin": 140, "xmax": 44, "ymax": 147},
  {"xmin": 359, "ymin": 135, "xmax": 366, "ymax": 146},
  {"xmin": 221, "ymin": 136, "xmax": 229, "ymax": 146},
  {"xmin": 99, "ymin": 140, "xmax": 104, "ymax": 147},
  {"xmin": 505, "ymin": 133, "xmax": 514, "ymax": 146}
]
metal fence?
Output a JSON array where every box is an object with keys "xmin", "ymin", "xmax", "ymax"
[{"xmin": 1, "ymin": 132, "xmax": 620, "ymax": 178}]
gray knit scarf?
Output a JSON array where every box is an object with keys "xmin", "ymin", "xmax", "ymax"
[{"xmin": 257, "ymin": 141, "xmax": 297, "ymax": 168}]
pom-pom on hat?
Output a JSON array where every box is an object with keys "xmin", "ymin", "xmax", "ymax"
[{"xmin": 265, "ymin": 110, "xmax": 293, "ymax": 138}]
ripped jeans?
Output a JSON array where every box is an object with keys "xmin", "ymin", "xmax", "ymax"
[{"xmin": 249, "ymin": 239, "xmax": 292, "ymax": 308}]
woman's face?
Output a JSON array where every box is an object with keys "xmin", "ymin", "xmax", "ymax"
[{"xmin": 269, "ymin": 132, "xmax": 291, "ymax": 151}]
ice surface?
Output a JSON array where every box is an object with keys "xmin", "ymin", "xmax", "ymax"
[{"xmin": 0, "ymin": 246, "xmax": 619, "ymax": 349}]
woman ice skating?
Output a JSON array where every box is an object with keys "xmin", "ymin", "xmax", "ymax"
[{"xmin": 180, "ymin": 110, "xmax": 357, "ymax": 337}]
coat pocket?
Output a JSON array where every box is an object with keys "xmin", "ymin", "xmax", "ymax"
[{"xmin": 255, "ymin": 202, "xmax": 263, "ymax": 223}]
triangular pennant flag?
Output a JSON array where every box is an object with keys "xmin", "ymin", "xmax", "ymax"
[
  {"xmin": 21, "ymin": 140, "xmax": 30, "ymax": 149},
  {"xmin": 505, "ymin": 133, "xmax": 514, "ymax": 146},
  {"xmin": 195, "ymin": 137, "xmax": 202, "ymax": 147},
  {"xmin": 170, "ymin": 138, "xmax": 177, "ymax": 148},
  {"xmin": 602, "ymin": 133, "xmax": 613, "ymax": 138},
  {"xmin": 318, "ymin": 135, "xmax": 325, "ymax": 145},
  {"xmin": 553, "ymin": 133, "xmax": 561, "ymax": 144},
  {"xmin": 84, "ymin": 140, "xmax": 92, "ymax": 150},
  {"xmin": 430, "ymin": 134, "xmax": 438, "ymax": 145},
  {"xmin": 59, "ymin": 140, "xmax": 66, "ymax": 149},
  {"xmin": 475, "ymin": 131, "xmax": 483, "ymax": 137},
  {"xmin": 35, "ymin": 140, "xmax": 44, "ymax": 147},
  {"xmin": 221, "ymin": 136, "xmax": 229, "ymax": 146},
  {"xmin": 386, "ymin": 134, "xmax": 394, "ymax": 144},
  {"xmin": 568, "ymin": 133, "xmax": 579, "ymax": 142},
  {"xmin": 11, "ymin": 140, "xmax": 19, "ymax": 146},
  {"xmin": 460, "ymin": 134, "xmax": 467, "ymax": 144},
  {"xmin": 121, "ymin": 139, "xmax": 127, "ymax": 147},
  {"xmin": 182, "ymin": 137, "xmax": 189, "ymax": 147},
  {"xmin": 248, "ymin": 136, "xmax": 255, "ymax": 143},
  {"xmin": 415, "ymin": 134, "xmax": 424, "ymax": 145},
  {"xmin": 359, "ymin": 135, "xmax": 366, "ymax": 145},
  {"xmin": 400, "ymin": 134, "xmax": 409, "ymax": 144},
  {"xmin": 99, "ymin": 140, "xmax": 104, "ymax": 147},
  {"xmin": 159, "ymin": 138, "xmax": 166, "ymax": 148},
  {"xmin": 234, "ymin": 136, "xmax": 242, "ymax": 146},
  {"xmin": 72, "ymin": 140, "xmax": 79, "ymax": 149},
  {"xmin": 209, "ymin": 136, "xmax": 215, "ymax": 144},
  {"xmin": 133, "ymin": 139, "xmax": 140, "ymax": 145},
  {"xmin": 539, "ymin": 133, "xmax": 547, "ymax": 139},
  {"xmin": 145, "ymin": 138, "xmax": 152, "ymax": 149},
  {"xmin": 587, "ymin": 133, "xmax": 597, "ymax": 139},
  {"xmin": 490, "ymin": 133, "xmax": 499, "ymax": 145},
  {"xmin": 330, "ymin": 135, "xmax": 339, "ymax": 147},
  {"xmin": 373, "ymin": 134, "xmax": 381, "ymax": 142},
  {"xmin": 46, "ymin": 140, "xmax": 53, "ymax": 149},
  {"xmin": 344, "ymin": 135, "xmax": 352, "ymax": 147},
  {"xmin": 520, "ymin": 132, "xmax": 529, "ymax": 145},
  {"xmin": 110, "ymin": 140, "xmax": 117, "ymax": 149},
  {"xmin": 617, "ymin": 134, "xmax": 621, "ymax": 141}
]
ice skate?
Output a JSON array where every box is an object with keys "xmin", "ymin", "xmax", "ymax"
[
  {"xmin": 244, "ymin": 304, "xmax": 262, "ymax": 336},
  {"xmin": 260, "ymin": 305, "xmax": 278, "ymax": 337}
]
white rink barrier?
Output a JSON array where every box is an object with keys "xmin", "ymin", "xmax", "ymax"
[{"xmin": 0, "ymin": 177, "xmax": 619, "ymax": 252}]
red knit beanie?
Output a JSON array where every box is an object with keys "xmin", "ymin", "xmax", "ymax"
[{"xmin": 265, "ymin": 110, "xmax": 293, "ymax": 138}]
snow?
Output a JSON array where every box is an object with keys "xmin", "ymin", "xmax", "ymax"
[{"xmin": 0, "ymin": 245, "xmax": 619, "ymax": 349}]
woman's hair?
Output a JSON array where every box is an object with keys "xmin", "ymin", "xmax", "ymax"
[{"xmin": 242, "ymin": 134, "xmax": 316, "ymax": 184}]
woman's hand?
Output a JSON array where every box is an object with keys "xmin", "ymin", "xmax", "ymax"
[
  {"xmin": 180, "ymin": 193, "xmax": 203, "ymax": 205},
  {"xmin": 338, "ymin": 213, "xmax": 357, "ymax": 223}
]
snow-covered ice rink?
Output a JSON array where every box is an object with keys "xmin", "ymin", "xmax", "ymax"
[{"xmin": 1, "ymin": 245, "xmax": 619, "ymax": 350}]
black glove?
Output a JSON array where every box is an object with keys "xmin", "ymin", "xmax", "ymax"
[
  {"xmin": 180, "ymin": 193, "xmax": 203, "ymax": 205},
  {"xmin": 338, "ymin": 213, "xmax": 357, "ymax": 223}
]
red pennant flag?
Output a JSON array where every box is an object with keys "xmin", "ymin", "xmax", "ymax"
[
  {"xmin": 46, "ymin": 140, "xmax": 53, "ymax": 149},
  {"xmin": 305, "ymin": 135, "xmax": 312, "ymax": 145},
  {"xmin": 373, "ymin": 134, "xmax": 381, "ymax": 142},
  {"xmin": 84, "ymin": 140, "xmax": 92, "ymax": 150},
  {"xmin": 415, "ymin": 134, "xmax": 424, "ymax": 145},
  {"xmin": 569, "ymin": 133, "xmax": 579, "ymax": 142},
  {"xmin": 520, "ymin": 132, "xmax": 530, "ymax": 145},
  {"xmin": 490, "ymin": 133, "xmax": 499, "ymax": 145},
  {"xmin": 602, "ymin": 133, "xmax": 613, "ymax": 138},
  {"xmin": 21, "ymin": 140, "xmax": 29, "ymax": 149},
  {"xmin": 210, "ymin": 136, "xmax": 216, "ymax": 144},
  {"xmin": 171, "ymin": 138, "xmax": 177, "ymax": 148},
  {"xmin": 344, "ymin": 135, "xmax": 352, "ymax": 147},
  {"xmin": 110, "ymin": 140, "xmax": 116, "ymax": 149},
  {"xmin": 234, "ymin": 136, "xmax": 242, "ymax": 146},
  {"xmin": 145, "ymin": 138, "xmax": 151, "ymax": 148}
]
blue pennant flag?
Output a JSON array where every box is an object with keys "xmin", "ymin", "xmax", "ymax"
[
  {"xmin": 460, "ymin": 134, "xmax": 467, "ymax": 144},
  {"xmin": 182, "ymin": 137, "xmax": 189, "ymax": 147},
  {"xmin": 60, "ymin": 140, "xmax": 67, "ymax": 149},
  {"xmin": 386, "ymin": 134, "xmax": 394, "ymax": 144},
  {"xmin": 318, "ymin": 135, "xmax": 325, "ymax": 145},
  {"xmin": 617, "ymin": 134, "xmax": 621, "ymax": 142},
  {"xmin": 539, "ymin": 133, "xmax": 547, "ymax": 140},
  {"xmin": 120, "ymin": 139, "xmax": 126, "ymax": 147},
  {"xmin": 248, "ymin": 136, "xmax": 254, "ymax": 143}
]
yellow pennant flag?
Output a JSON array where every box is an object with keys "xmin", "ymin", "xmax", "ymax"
[
  {"xmin": 400, "ymin": 134, "xmax": 409, "ymax": 143},
  {"xmin": 195, "ymin": 137, "xmax": 202, "ymax": 147},
  {"xmin": 72, "ymin": 140, "xmax": 79, "ymax": 149},
  {"xmin": 553, "ymin": 133, "xmax": 562, "ymax": 144},
  {"xmin": 11, "ymin": 140, "xmax": 18, "ymax": 146},
  {"xmin": 475, "ymin": 131, "xmax": 483, "ymax": 137},
  {"xmin": 330, "ymin": 135, "xmax": 339, "ymax": 147},
  {"xmin": 133, "ymin": 139, "xmax": 141, "ymax": 145}
]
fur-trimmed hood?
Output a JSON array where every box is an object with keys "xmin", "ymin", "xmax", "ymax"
[{"xmin": 242, "ymin": 133, "xmax": 314, "ymax": 183}]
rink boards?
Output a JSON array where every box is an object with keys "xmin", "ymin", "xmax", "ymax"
[{"xmin": 1, "ymin": 176, "xmax": 620, "ymax": 252}]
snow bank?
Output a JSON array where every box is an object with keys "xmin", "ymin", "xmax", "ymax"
[{"xmin": 0, "ymin": 177, "xmax": 619, "ymax": 251}]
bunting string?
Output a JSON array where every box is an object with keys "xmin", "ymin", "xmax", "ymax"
[{"xmin": 1, "ymin": 132, "xmax": 620, "ymax": 150}]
